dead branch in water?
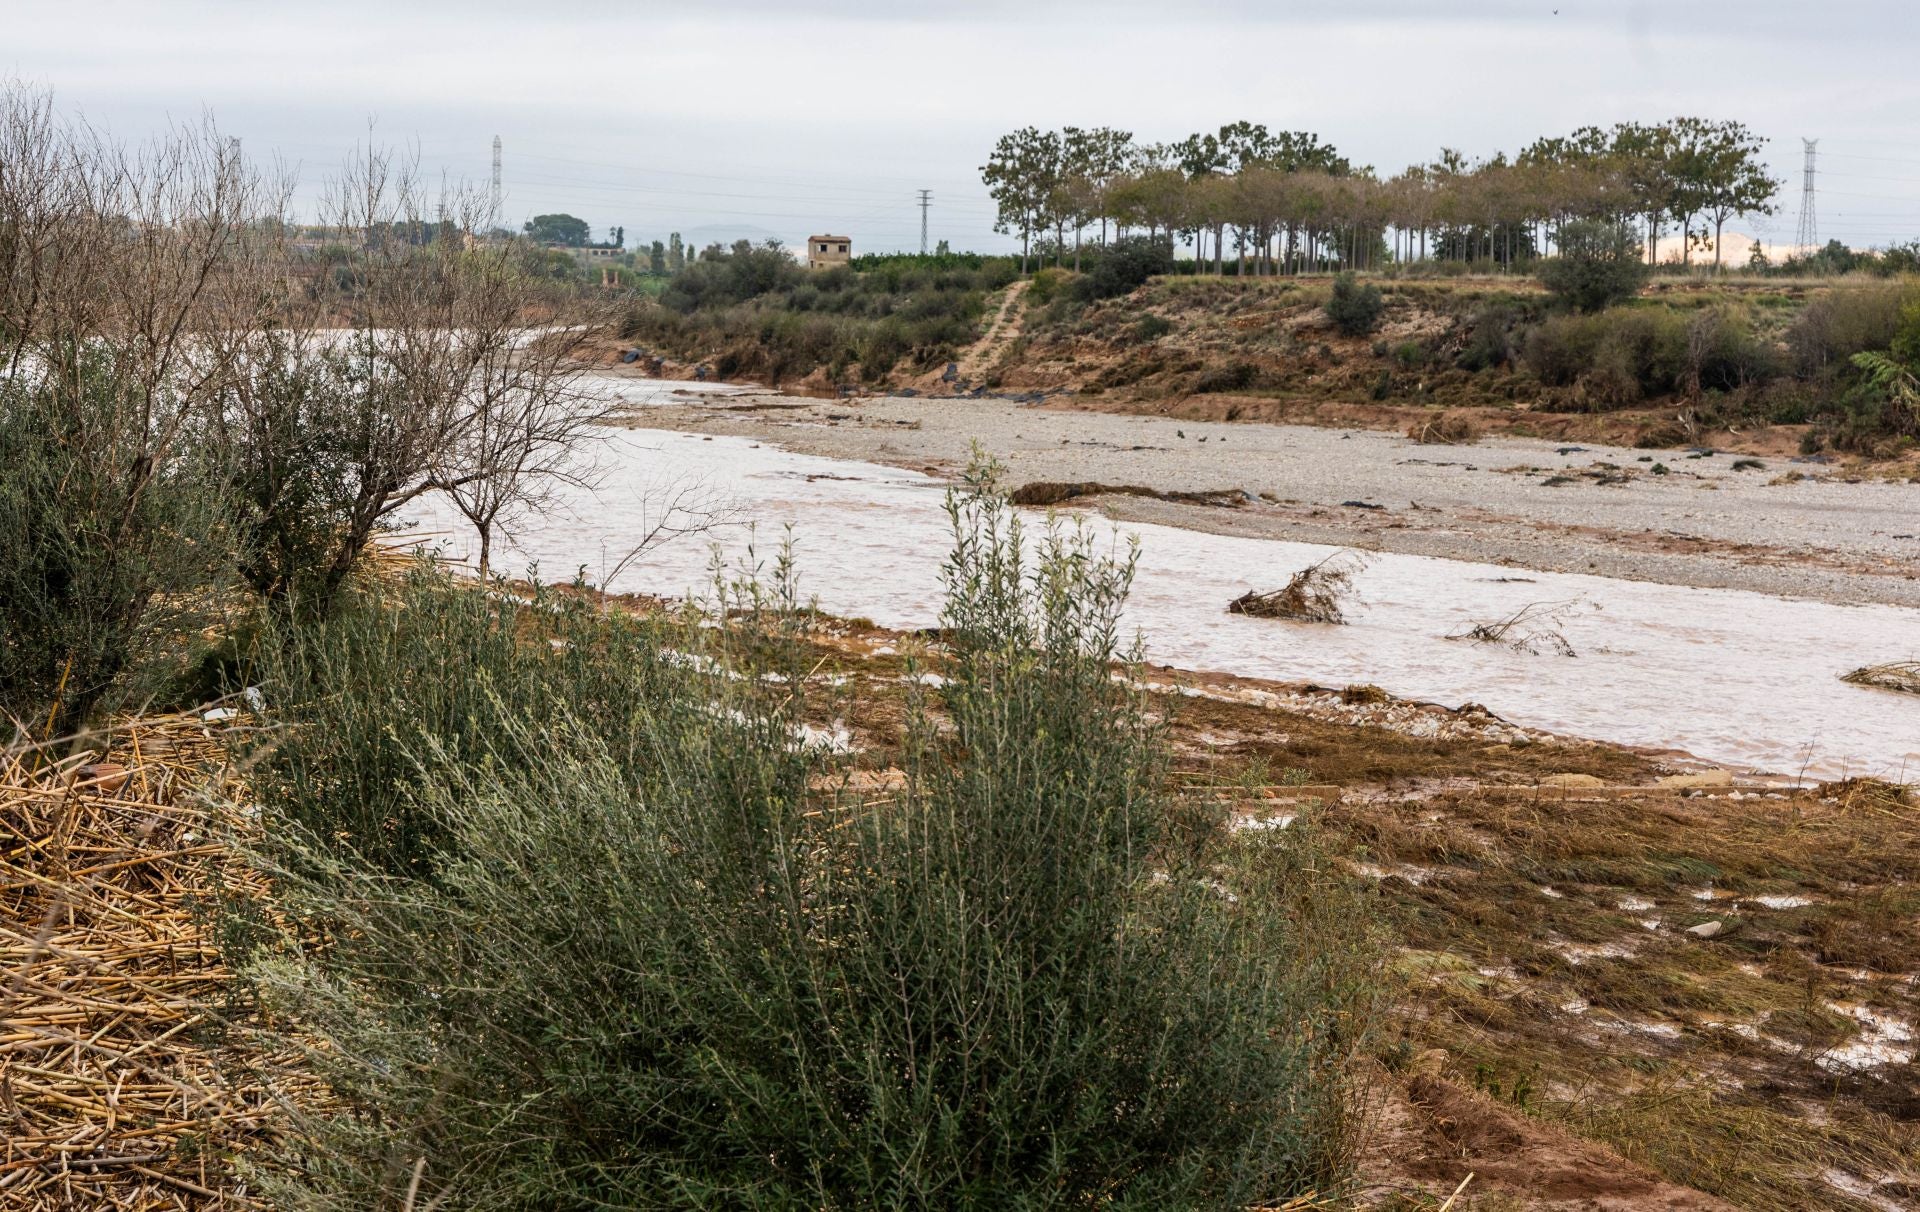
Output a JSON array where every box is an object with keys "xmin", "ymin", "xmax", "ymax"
[
  {"xmin": 1229, "ymin": 550, "xmax": 1371, "ymax": 624},
  {"xmin": 1841, "ymin": 661, "xmax": 1920, "ymax": 696},
  {"xmin": 1450, "ymin": 599, "xmax": 1582, "ymax": 657}
]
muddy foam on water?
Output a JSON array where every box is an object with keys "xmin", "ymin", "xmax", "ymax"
[{"xmin": 399, "ymin": 425, "xmax": 1920, "ymax": 779}]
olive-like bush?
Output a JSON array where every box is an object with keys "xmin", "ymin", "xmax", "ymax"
[
  {"xmin": 1537, "ymin": 219, "xmax": 1649, "ymax": 313},
  {"xmin": 246, "ymin": 485, "xmax": 1382, "ymax": 1210},
  {"xmin": 1325, "ymin": 273, "xmax": 1384, "ymax": 336}
]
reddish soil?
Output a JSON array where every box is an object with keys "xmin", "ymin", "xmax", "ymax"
[{"xmin": 1359, "ymin": 1071, "xmax": 1739, "ymax": 1210}]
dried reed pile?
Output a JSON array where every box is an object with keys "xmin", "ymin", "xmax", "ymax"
[{"xmin": 1, "ymin": 713, "xmax": 297, "ymax": 1209}]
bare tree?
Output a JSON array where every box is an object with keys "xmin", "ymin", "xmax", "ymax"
[
  {"xmin": 218, "ymin": 142, "xmax": 607, "ymax": 617},
  {"xmin": 430, "ymin": 324, "xmax": 610, "ymax": 579}
]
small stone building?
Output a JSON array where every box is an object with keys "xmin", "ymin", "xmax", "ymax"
[{"xmin": 807, "ymin": 234, "xmax": 852, "ymax": 270}]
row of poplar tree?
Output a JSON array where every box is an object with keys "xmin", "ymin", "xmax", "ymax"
[{"xmin": 980, "ymin": 118, "xmax": 1781, "ymax": 274}]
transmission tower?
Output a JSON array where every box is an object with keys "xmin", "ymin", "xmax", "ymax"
[
  {"xmin": 490, "ymin": 135, "xmax": 503, "ymax": 224},
  {"xmin": 917, "ymin": 189, "xmax": 932, "ymax": 254},
  {"xmin": 1795, "ymin": 138, "xmax": 1818, "ymax": 253}
]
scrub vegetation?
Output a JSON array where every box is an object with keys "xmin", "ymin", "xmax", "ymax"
[{"xmin": 619, "ymin": 242, "xmax": 1021, "ymax": 383}]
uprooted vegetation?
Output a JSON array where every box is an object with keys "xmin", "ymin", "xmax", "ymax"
[
  {"xmin": 1405, "ymin": 410, "xmax": 1482, "ymax": 444},
  {"xmin": 1450, "ymin": 599, "xmax": 1583, "ymax": 656},
  {"xmin": 1229, "ymin": 549, "xmax": 1371, "ymax": 623},
  {"xmin": 1841, "ymin": 661, "xmax": 1920, "ymax": 696},
  {"xmin": 1009, "ymin": 479, "xmax": 1249, "ymax": 508}
]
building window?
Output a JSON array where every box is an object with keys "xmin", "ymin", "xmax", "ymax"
[{"xmin": 838, "ymin": 244, "xmax": 847, "ymax": 253}]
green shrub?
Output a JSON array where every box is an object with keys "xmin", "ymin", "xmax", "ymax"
[
  {"xmin": 1456, "ymin": 303, "xmax": 1520, "ymax": 372},
  {"xmin": 1889, "ymin": 298, "xmax": 1920, "ymax": 367},
  {"xmin": 246, "ymin": 565, "xmax": 709, "ymax": 877},
  {"xmin": 246, "ymin": 487, "xmax": 1382, "ymax": 1210},
  {"xmin": 1028, "ymin": 266, "xmax": 1071, "ymax": 305},
  {"xmin": 0, "ymin": 354, "xmax": 228, "ymax": 736},
  {"xmin": 1133, "ymin": 313, "xmax": 1174, "ymax": 341},
  {"xmin": 1679, "ymin": 307, "xmax": 1781, "ymax": 393},
  {"xmin": 1834, "ymin": 350, "xmax": 1920, "ymax": 451},
  {"xmin": 1074, "ymin": 236, "xmax": 1175, "ymax": 302},
  {"xmin": 1325, "ymin": 273, "xmax": 1384, "ymax": 336},
  {"xmin": 1784, "ymin": 286, "xmax": 1916, "ymax": 376},
  {"xmin": 1524, "ymin": 307, "xmax": 1721, "ymax": 406},
  {"xmin": 1537, "ymin": 220, "xmax": 1649, "ymax": 313},
  {"xmin": 1192, "ymin": 361, "xmax": 1262, "ymax": 394}
]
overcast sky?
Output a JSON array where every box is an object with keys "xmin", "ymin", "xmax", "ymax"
[{"xmin": 8, "ymin": 0, "xmax": 1918, "ymax": 253}]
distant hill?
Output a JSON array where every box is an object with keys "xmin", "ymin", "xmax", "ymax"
[{"xmin": 1651, "ymin": 228, "xmax": 1800, "ymax": 266}]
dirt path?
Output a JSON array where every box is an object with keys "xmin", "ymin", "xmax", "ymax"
[{"xmin": 954, "ymin": 279, "xmax": 1029, "ymax": 382}]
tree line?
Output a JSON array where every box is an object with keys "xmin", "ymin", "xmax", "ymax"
[{"xmin": 982, "ymin": 118, "xmax": 1781, "ymax": 275}]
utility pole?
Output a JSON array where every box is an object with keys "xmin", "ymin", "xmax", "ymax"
[
  {"xmin": 917, "ymin": 189, "xmax": 932, "ymax": 255},
  {"xmin": 491, "ymin": 135, "xmax": 503, "ymax": 226},
  {"xmin": 1795, "ymin": 138, "xmax": 1818, "ymax": 253}
]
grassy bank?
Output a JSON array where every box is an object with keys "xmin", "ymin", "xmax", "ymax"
[
  {"xmin": 12, "ymin": 533, "xmax": 1917, "ymax": 1206},
  {"xmin": 994, "ymin": 272, "xmax": 1920, "ymax": 460},
  {"xmin": 611, "ymin": 241, "xmax": 1920, "ymax": 462}
]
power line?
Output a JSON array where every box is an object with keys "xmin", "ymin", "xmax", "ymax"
[{"xmin": 1795, "ymin": 138, "xmax": 1818, "ymax": 252}]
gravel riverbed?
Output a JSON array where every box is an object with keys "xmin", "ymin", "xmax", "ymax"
[{"xmin": 607, "ymin": 383, "xmax": 1920, "ymax": 609}]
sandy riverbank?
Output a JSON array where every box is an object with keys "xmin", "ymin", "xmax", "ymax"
[{"xmin": 601, "ymin": 380, "xmax": 1920, "ymax": 610}]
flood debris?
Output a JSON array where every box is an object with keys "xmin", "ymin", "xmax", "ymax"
[
  {"xmin": 1841, "ymin": 660, "xmax": 1920, "ymax": 697},
  {"xmin": 1406, "ymin": 410, "xmax": 1482, "ymax": 445},
  {"xmin": 1008, "ymin": 481, "xmax": 1246, "ymax": 508},
  {"xmin": 1228, "ymin": 549, "xmax": 1371, "ymax": 624},
  {"xmin": 1815, "ymin": 776, "xmax": 1914, "ymax": 811},
  {"xmin": 1450, "ymin": 599, "xmax": 1582, "ymax": 657}
]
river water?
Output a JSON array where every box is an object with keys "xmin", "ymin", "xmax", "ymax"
[{"xmin": 399, "ymin": 415, "xmax": 1920, "ymax": 780}]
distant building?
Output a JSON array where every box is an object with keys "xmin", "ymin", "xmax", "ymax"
[{"xmin": 807, "ymin": 234, "xmax": 852, "ymax": 270}]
